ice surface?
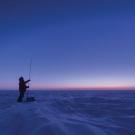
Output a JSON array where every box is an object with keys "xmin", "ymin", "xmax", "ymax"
[{"xmin": 0, "ymin": 90, "xmax": 135, "ymax": 135}]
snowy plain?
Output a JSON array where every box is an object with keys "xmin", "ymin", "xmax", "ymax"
[{"xmin": 0, "ymin": 90, "xmax": 135, "ymax": 135}]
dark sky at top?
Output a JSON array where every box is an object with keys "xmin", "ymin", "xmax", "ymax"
[{"xmin": 0, "ymin": 0, "xmax": 135, "ymax": 89}]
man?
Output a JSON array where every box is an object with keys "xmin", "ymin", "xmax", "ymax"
[{"xmin": 17, "ymin": 76, "xmax": 30, "ymax": 102}]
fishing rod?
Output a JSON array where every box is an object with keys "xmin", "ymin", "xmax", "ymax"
[
  {"xmin": 29, "ymin": 59, "xmax": 32, "ymax": 80},
  {"xmin": 27, "ymin": 59, "xmax": 32, "ymax": 97},
  {"xmin": 26, "ymin": 58, "xmax": 36, "ymax": 102}
]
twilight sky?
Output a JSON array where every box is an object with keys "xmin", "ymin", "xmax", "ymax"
[{"xmin": 0, "ymin": 0, "xmax": 135, "ymax": 90}]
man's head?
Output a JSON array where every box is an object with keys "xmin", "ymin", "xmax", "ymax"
[{"xmin": 19, "ymin": 76, "xmax": 24, "ymax": 81}]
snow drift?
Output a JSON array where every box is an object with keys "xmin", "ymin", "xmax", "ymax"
[{"xmin": 0, "ymin": 90, "xmax": 135, "ymax": 135}]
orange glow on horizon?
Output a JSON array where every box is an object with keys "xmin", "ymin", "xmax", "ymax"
[
  {"xmin": 0, "ymin": 82, "xmax": 135, "ymax": 90},
  {"xmin": 30, "ymin": 83, "xmax": 135, "ymax": 90}
]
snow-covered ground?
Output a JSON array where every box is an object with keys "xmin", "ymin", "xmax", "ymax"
[{"xmin": 0, "ymin": 90, "xmax": 135, "ymax": 135}]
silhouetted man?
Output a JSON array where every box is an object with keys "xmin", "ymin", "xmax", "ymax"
[{"xmin": 17, "ymin": 77, "xmax": 30, "ymax": 102}]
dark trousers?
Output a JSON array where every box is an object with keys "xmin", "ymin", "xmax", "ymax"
[{"xmin": 17, "ymin": 91, "xmax": 25, "ymax": 102}]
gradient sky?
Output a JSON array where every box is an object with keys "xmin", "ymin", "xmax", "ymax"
[{"xmin": 0, "ymin": 0, "xmax": 135, "ymax": 90}]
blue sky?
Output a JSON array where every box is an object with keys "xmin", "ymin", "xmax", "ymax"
[{"xmin": 0, "ymin": 0, "xmax": 135, "ymax": 90}]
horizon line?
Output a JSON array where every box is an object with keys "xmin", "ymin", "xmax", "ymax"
[{"xmin": 1, "ymin": 86, "xmax": 135, "ymax": 91}]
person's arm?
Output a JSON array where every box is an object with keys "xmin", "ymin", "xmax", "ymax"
[{"xmin": 25, "ymin": 79, "xmax": 30, "ymax": 83}]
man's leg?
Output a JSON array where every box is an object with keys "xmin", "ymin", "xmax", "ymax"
[
  {"xmin": 17, "ymin": 92, "xmax": 23, "ymax": 102},
  {"xmin": 21, "ymin": 92, "xmax": 25, "ymax": 100}
]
